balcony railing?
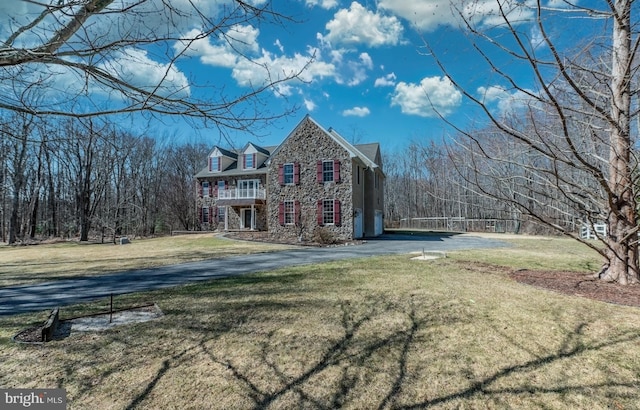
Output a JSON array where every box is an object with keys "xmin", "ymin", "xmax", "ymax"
[{"xmin": 218, "ymin": 188, "xmax": 266, "ymax": 200}]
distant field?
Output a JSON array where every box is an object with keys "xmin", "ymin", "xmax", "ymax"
[
  {"xmin": 2, "ymin": 235, "xmax": 638, "ymax": 409},
  {"xmin": 0, "ymin": 234, "xmax": 291, "ymax": 287}
]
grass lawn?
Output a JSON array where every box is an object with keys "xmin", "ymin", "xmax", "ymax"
[
  {"xmin": 0, "ymin": 234, "xmax": 291, "ymax": 287},
  {"xmin": 1, "ymin": 235, "xmax": 639, "ymax": 409}
]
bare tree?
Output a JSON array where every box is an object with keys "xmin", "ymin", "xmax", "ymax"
[
  {"xmin": 432, "ymin": 0, "xmax": 639, "ymax": 283},
  {"xmin": 0, "ymin": 1, "xmax": 308, "ymax": 132}
]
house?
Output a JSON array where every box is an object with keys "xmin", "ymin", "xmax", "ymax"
[{"xmin": 195, "ymin": 116, "xmax": 385, "ymax": 241}]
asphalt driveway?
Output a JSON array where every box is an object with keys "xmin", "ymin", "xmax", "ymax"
[{"xmin": 0, "ymin": 233, "xmax": 507, "ymax": 316}]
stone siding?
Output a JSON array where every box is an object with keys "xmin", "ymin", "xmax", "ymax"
[{"xmin": 267, "ymin": 117, "xmax": 354, "ymax": 242}]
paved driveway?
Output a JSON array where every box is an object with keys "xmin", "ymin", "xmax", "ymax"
[{"xmin": 0, "ymin": 233, "xmax": 507, "ymax": 316}]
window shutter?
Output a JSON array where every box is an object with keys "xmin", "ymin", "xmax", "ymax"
[
  {"xmin": 294, "ymin": 163, "xmax": 300, "ymax": 185},
  {"xmin": 278, "ymin": 202, "xmax": 285, "ymax": 225},
  {"xmin": 317, "ymin": 161, "xmax": 323, "ymax": 183},
  {"xmin": 333, "ymin": 159, "xmax": 340, "ymax": 182},
  {"xmin": 295, "ymin": 200, "xmax": 300, "ymax": 225},
  {"xmin": 317, "ymin": 200, "xmax": 324, "ymax": 225},
  {"xmin": 278, "ymin": 164, "xmax": 284, "ymax": 185},
  {"xmin": 243, "ymin": 154, "xmax": 246, "ymax": 169},
  {"xmin": 334, "ymin": 199, "xmax": 341, "ymax": 226},
  {"xmin": 198, "ymin": 207, "xmax": 203, "ymax": 224},
  {"xmin": 213, "ymin": 206, "xmax": 218, "ymax": 222},
  {"xmin": 198, "ymin": 181, "xmax": 203, "ymax": 197},
  {"xmin": 217, "ymin": 158, "xmax": 221, "ymax": 171},
  {"xmin": 208, "ymin": 157, "xmax": 212, "ymax": 172},
  {"xmin": 252, "ymin": 153, "xmax": 257, "ymax": 168}
]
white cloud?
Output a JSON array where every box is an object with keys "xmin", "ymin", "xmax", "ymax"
[
  {"xmin": 391, "ymin": 76, "xmax": 462, "ymax": 117},
  {"xmin": 342, "ymin": 106, "xmax": 370, "ymax": 117},
  {"xmin": 305, "ymin": 0, "xmax": 339, "ymax": 9},
  {"xmin": 323, "ymin": 2, "xmax": 403, "ymax": 47},
  {"xmin": 375, "ymin": 72, "xmax": 397, "ymax": 87},
  {"xmin": 477, "ymin": 85, "xmax": 535, "ymax": 117},
  {"xmin": 304, "ymin": 98, "xmax": 317, "ymax": 111},
  {"xmin": 101, "ymin": 48, "xmax": 191, "ymax": 99},
  {"xmin": 379, "ymin": 0, "xmax": 534, "ymax": 32}
]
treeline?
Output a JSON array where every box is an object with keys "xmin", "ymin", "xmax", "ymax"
[
  {"xmin": 382, "ymin": 134, "xmax": 591, "ymax": 235},
  {"xmin": 0, "ymin": 113, "xmax": 207, "ymax": 244}
]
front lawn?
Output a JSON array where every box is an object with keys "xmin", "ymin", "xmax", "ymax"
[{"xmin": 1, "ymin": 236, "xmax": 638, "ymax": 409}]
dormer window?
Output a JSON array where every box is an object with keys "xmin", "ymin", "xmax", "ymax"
[
  {"xmin": 243, "ymin": 153, "xmax": 256, "ymax": 169},
  {"xmin": 210, "ymin": 156, "xmax": 221, "ymax": 172}
]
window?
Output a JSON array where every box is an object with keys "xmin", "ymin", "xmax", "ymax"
[
  {"xmin": 218, "ymin": 180, "xmax": 226, "ymax": 191},
  {"xmin": 210, "ymin": 156, "xmax": 220, "ymax": 172},
  {"xmin": 284, "ymin": 200, "xmax": 295, "ymax": 225},
  {"xmin": 283, "ymin": 163, "xmax": 294, "ymax": 184},
  {"xmin": 217, "ymin": 207, "xmax": 225, "ymax": 223},
  {"xmin": 323, "ymin": 160, "xmax": 334, "ymax": 182},
  {"xmin": 317, "ymin": 199, "xmax": 341, "ymax": 226},
  {"xmin": 244, "ymin": 153, "xmax": 255, "ymax": 169},
  {"xmin": 317, "ymin": 160, "xmax": 340, "ymax": 183},
  {"xmin": 202, "ymin": 207, "xmax": 209, "ymax": 223},
  {"xmin": 202, "ymin": 181, "xmax": 210, "ymax": 197},
  {"xmin": 322, "ymin": 199, "xmax": 334, "ymax": 225}
]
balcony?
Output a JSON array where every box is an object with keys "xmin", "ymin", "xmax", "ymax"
[{"xmin": 216, "ymin": 187, "xmax": 266, "ymax": 206}]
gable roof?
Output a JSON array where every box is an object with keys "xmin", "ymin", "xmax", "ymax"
[{"xmin": 269, "ymin": 115, "xmax": 382, "ymax": 172}]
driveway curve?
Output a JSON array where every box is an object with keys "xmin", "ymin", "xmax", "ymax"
[{"xmin": 0, "ymin": 233, "xmax": 507, "ymax": 316}]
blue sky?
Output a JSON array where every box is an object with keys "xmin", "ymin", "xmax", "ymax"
[{"xmin": 1, "ymin": 0, "xmax": 601, "ymax": 151}]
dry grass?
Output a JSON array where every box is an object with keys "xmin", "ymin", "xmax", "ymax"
[
  {"xmin": 0, "ymin": 234, "xmax": 291, "ymax": 287},
  {"xmin": 1, "ymin": 236, "xmax": 640, "ymax": 409}
]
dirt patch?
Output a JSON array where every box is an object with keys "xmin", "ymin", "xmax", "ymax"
[
  {"xmin": 510, "ymin": 270, "xmax": 640, "ymax": 308},
  {"xmin": 13, "ymin": 304, "xmax": 163, "ymax": 344}
]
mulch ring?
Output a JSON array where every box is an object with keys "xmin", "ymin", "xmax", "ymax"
[{"xmin": 510, "ymin": 270, "xmax": 640, "ymax": 308}]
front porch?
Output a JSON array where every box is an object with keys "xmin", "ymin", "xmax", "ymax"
[{"xmin": 218, "ymin": 203, "xmax": 267, "ymax": 232}]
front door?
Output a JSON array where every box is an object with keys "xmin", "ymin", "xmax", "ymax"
[{"xmin": 242, "ymin": 208, "xmax": 254, "ymax": 230}]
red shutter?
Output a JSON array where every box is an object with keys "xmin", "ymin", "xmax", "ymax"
[
  {"xmin": 197, "ymin": 181, "xmax": 203, "ymax": 197},
  {"xmin": 317, "ymin": 200, "xmax": 324, "ymax": 225},
  {"xmin": 294, "ymin": 200, "xmax": 300, "ymax": 225},
  {"xmin": 294, "ymin": 163, "xmax": 300, "ymax": 185},
  {"xmin": 278, "ymin": 164, "xmax": 284, "ymax": 185},
  {"xmin": 242, "ymin": 154, "xmax": 246, "ymax": 169},
  {"xmin": 334, "ymin": 199, "xmax": 341, "ymax": 226},
  {"xmin": 278, "ymin": 202, "xmax": 285, "ymax": 225},
  {"xmin": 213, "ymin": 206, "xmax": 218, "ymax": 223},
  {"xmin": 252, "ymin": 153, "xmax": 257, "ymax": 168},
  {"xmin": 218, "ymin": 158, "xmax": 221, "ymax": 171},
  {"xmin": 208, "ymin": 157, "xmax": 212, "ymax": 172},
  {"xmin": 333, "ymin": 159, "xmax": 340, "ymax": 182},
  {"xmin": 198, "ymin": 207, "xmax": 203, "ymax": 224},
  {"xmin": 317, "ymin": 161, "xmax": 323, "ymax": 183}
]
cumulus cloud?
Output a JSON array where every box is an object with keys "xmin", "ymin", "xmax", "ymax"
[
  {"xmin": 391, "ymin": 76, "xmax": 462, "ymax": 117},
  {"xmin": 379, "ymin": 0, "xmax": 534, "ymax": 32},
  {"xmin": 374, "ymin": 72, "xmax": 397, "ymax": 87},
  {"xmin": 100, "ymin": 48, "xmax": 191, "ymax": 99},
  {"xmin": 477, "ymin": 85, "xmax": 536, "ymax": 117},
  {"xmin": 323, "ymin": 2, "xmax": 403, "ymax": 47},
  {"xmin": 305, "ymin": 0, "xmax": 339, "ymax": 9},
  {"xmin": 342, "ymin": 106, "xmax": 371, "ymax": 117},
  {"xmin": 304, "ymin": 98, "xmax": 317, "ymax": 111}
]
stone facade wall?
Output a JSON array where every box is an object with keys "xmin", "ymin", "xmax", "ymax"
[{"xmin": 267, "ymin": 117, "xmax": 354, "ymax": 242}]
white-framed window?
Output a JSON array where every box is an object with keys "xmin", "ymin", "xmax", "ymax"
[
  {"xmin": 210, "ymin": 156, "xmax": 220, "ymax": 172},
  {"xmin": 323, "ymin": 160, "xmax": 334, "ymax": 182},
  {"xmin": 283, "ymin": 163, "xmax": 294, "ymax": 184},
  {"xmin": 202, "ymin": 207, "xmax": 209, "ymax": 223},
  {"xmin": 244, "ymin": 153, "xmax": 255, "ymax": 169},
  {"xmin": 322, "ymin": 199, "xmax": 334, "ymax": 225},
  {"xmin": 202, "ymin": 181, "xmax": 210, "ymax": 197},
  {"xmin": 284, "ymin": 200, "xmax": 295, "ymax": 225},
  {"xmin": 217, "ymin": 206, "xmax": 225, "ymax": 223}
]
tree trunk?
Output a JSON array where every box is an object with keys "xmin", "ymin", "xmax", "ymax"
[{"xmin": 602, "ymin": 0, "xmax": 639, "ymax": 284}]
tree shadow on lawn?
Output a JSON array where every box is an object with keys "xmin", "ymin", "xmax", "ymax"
[{"xmin": 121, "ymin": 290, "xmax": 640, "ymax": 409}]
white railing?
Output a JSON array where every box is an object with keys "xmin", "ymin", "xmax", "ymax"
[{"xmin": 218, "ymin": 188, "xmax": 266, "ymax": 200}]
